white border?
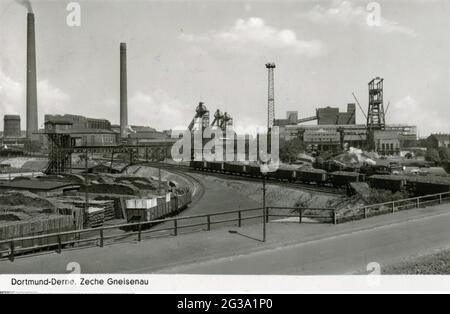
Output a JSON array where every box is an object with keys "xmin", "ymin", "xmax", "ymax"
[{"xmin": 1, "ymin": 275, "xmax": 450, "ymax": 293}]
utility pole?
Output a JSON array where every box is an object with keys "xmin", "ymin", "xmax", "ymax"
[
  {"xmin": 158, "ymin": 167, "xmax": 162, "ymax": 194},
  {"xmin": 83, "ymin": 150, "xmax": 89, "ymax": 229},
  {"xmin": 262, "ymin": 173, "xmax": 267, "ymax": 242},
  {"xmin": 265, "ymin": 63, "xmax": 276, "ymax": 131}
]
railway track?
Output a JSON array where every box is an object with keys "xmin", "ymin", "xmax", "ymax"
[
  {"xmin": 128, "ymin": 163, "xmax": 206, "ymax": 205},
  {"xmin": 138, "ymin": 162, "xmax": 345, "ymax": 196},
  {"xmin": 160, "ymin": 167, "xmax": 206, "ymax": 205}
]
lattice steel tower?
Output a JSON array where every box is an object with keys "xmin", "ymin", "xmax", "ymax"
[
  {"xmin": 266, "ymin": 63, "xmax": 276, "ymax": 130},
  {"xmin": 367, "ymin": 77, "xmax": 386, "ymax": 131}
]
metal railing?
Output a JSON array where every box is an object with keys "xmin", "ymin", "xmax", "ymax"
[
  {"xmin": 267, "ymin": 207, "xmax": 336, "ymax": 224},
  {"xmin": 0, "ymin": 207, "xmax": 267, "ymax": 262},
  {"xmin": 335, "ymin": 191, "xmax": 450, "ymax": 223}
]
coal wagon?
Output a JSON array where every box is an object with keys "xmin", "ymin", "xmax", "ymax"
[
  {"xmin": 330, "ymin": 171, "xmax": 361, "ymax": 187},
  {"xmin": 205, "ymin": 161, "xmax": 223, "ymax": 172},
  {"xmin": 296, "ymin": 168, "xmax": 328, "ymax": 185},
  {"xmin": 369, "ymin": 175, "xmax": 407, "ymax": 192},
  {"xmin": 223, "ymin": 162, "xmax": 246, "ymax": 175}
]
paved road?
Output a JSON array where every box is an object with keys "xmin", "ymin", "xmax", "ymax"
[
  {"xmin": 132, "ymin": 167, "xmax": 262, "ymax": 236},
  {"xmin": 159, "ymin": 208, "xmax": 450, "ymax": 275}
]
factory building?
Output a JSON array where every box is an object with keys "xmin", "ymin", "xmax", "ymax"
[
  {"xmin": 277, "ymin": 106, "xmax": 416, "ymax": 156},
  {"xmin": 373, "ymin": 130, "xmax": 401, "ymax": 155},
  {"xmin": 317, "ymin": 104, "xmax": 356, "ymax": 125},
  {"xmin": 386, "ymin": 124, "xmax": 418, "ymax": 148},
  {"xmin": 283, "ymin": 124, "xmax": 367, "ymax": 152},
  {"xmin": 45, "ymin": 114, "xmax": 111, "ymax": 130},
  {"xmin": 42, "ymin": 115, "xmax": 117, "ymax": 148}
]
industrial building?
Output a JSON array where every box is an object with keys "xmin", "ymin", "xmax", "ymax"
[
  {"xmin": 373, "ymin": 130, "xmax": 401, "ymax": 156},
  {"xmin": 43, "ymin": 115, "xmax": 117, "ymax": 147},
  {"xmin": 45, "ymin": 114, "xmax": 112, "ymax": 131},
  {"xmin": 1, "ymin": 115, "xmax": 28, "ymax": 148},
  {"xmin": 317, "ymin": 104, "xmax": 356, "ymax": 125},
  {"xmin": 284, "ymin": 124, "xmax": 367, "ymax": 152},
  {"xmin": 274, "ymin": 104, "xmax": 356, "ymax": 127},
  {"xmin": 273, "ymin": 76, "xmax": 418, "ymax": 156},
  {"xmin": 279, "ymin": 119, "xmax": 416, "ymax": 155}
]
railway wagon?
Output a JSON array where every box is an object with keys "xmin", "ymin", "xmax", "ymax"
[
  {"xmin": 360, "ymin": 164, "xmax": 392, "ymax": 176},
  {"xmin": 190, "ymin": 160, "xmax": 206, "ymax": 170},
  {"xmin": 175, "ymin": 191, "xmax": 193, "ymax": 210},
  {"xmin": 246, "ymin": 164, "xmax": 262, "ymax": 177},
  {"xmin": 126, "ymin": 191, "xmax": 192, "ymax": 225},
  {"xmin": 369, "ymin": 175, "xmax": 406, "ymax": 192},
  {"xmin": 296, "ymin": 168, "xmax": 328, "ymax": 184},
  {"xmin": 0, "ymin": 215, "xmax": 76, "ymax": 258},
  {"xmin": 205, "ymin": 161, "xmax": 223, "ymax": 172},
  {"xmin": 223, "ymin": 162, "xmax": 246, "ymax": 175},
  {"xmin": 413, "ymin": 180, "xmax": 450, "ymax": 196},
  {"xmin": 271, "ymin": 168, "xmax": 296, "ymax": 182},
  {"xmin": 330, "ymin": 171, "xmax": 361, "ymax": 187}
]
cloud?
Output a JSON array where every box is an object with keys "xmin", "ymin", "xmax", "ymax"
[
  {"xmin": 305, "ymin": 0, "xmax": 417, "ymax": 37},
  {"xmin": 128, "ymin": 90, "xmax": 192, "ymax": 131},
  {"xmin": 180, "ymin": 17, "xmax": 325, "ymax": 57},
  {"xmin": 388, "ymin": 96, "xmax": 449, "ymax": 136},
  {"xmin": 0, "ymin": 68, "xmax": 71, "ymax": 130},
  {"xmin": 37, "ymin": 80, "xmax": 71, "ymax": 122},
  {"xmin": 0, "ymin": 69, "xmax": 23, "ymax": 117}
]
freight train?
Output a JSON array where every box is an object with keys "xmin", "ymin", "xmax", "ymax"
[
  {"xmin": 190, "ymin": 161, "xmax": 373, "ymax": 188},
  {"xmin": 189, "ymin": 161, "xmax": 450, "ymax": 196}
]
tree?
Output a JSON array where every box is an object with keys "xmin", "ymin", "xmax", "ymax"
[
  {"xmin": 279, "ymin": 138, "xmax": 306, "ymax": 163},
  {"xmin": 425, "ymin": 148, "xmax": 441, "ymax": 165},
  {"xmin": 438, "ymin": 147, "xmax": 450, "ymax": 162}
]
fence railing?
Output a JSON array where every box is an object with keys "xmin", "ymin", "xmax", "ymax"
[
  {"xmin": 267, "ymin": 207, "xmax": 336, "ymax": 224},
  {"xmin": 0, "ymin": 207, "xmax": 267, "ymax": 262},
  {"xmin": 335, "ymin": 191, "xmax": 450, "ymax": 223},
  {"xmin": 1, "ymin": 191, "xmax": 450, "ymax": 262}
]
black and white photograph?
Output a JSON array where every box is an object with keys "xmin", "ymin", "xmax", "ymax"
[{"xmin": 1, "ymin": 0, "xmax": 450, "ymax": 296}]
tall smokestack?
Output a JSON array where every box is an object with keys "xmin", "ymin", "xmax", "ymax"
[
  {"xmin": 120, "ymin": 42, "xmax": 128, "ymax": 139},
  {"xmin": 26, "ymin": 12, "xmax": 38, "ymax": 139}
]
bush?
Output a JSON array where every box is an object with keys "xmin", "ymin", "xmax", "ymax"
[
  {"xmin": 425, "ymin": 148, "xmax": 441, "ymax": 165},
  {"xmin": 438, "ymin": 147, "xmax": 450, "ymax": 162},
  {"xmin": 279, "ymin": 138, "xmax": 306, "ymax": 163}
]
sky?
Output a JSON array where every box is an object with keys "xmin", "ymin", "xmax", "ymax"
[{"xmin": 0, "ymin": 0, "xmax": 449, "ymax": 137}]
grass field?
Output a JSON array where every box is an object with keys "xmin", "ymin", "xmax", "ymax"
[{"xmin": 383, "ymin": 250, "xmax": 450, "ymax": 274}]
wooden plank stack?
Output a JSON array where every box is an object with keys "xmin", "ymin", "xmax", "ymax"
[
  {"xmin": 53, "ymin": 198, "xmax": 116, "ymax": 223},
  {"xmin": 0, "ymin": 215, "xmax": 74, "ymax": 241},
  {"xmin": 85, "ymin": 207, "xmax": 105, "ymax": 228}
]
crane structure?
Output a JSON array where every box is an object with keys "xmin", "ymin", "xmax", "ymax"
[{"xmin": 266, "ymin": 63, "xmax": 276, "ymax": 130}]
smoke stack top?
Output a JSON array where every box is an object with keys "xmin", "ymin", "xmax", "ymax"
[{"xmin": 16, "ymin": 0, "xmax": 33, "ymax": 13}]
